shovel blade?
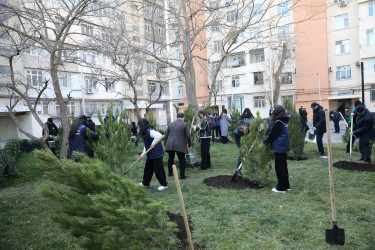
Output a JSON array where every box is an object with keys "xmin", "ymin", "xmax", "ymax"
[
  {"xmin": 231, "ymin": 172, "xmax": 238, "ymax": 182},
  {"xmin": 325, "ymin": 225, "xmax": 345, "ymax": 245}
]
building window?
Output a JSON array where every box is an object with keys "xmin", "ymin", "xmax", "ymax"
[
  {"xmin": 280, "ymin": 72, "xmax": 292, "ymax": 84},
  {"xmin": 371, "ymin": 85, "xmax": 375, "ymax": 101},
  {"xmin": 147, "ymin": 61, "xmax": 154, "ymax": 73},
  {"xmin": 58, "ymin": 72, "xmax": 72, "ymax": 88},
  {"xmin": 277, "ymin": 3, "xmax": 289, "ymax": 16},
  {"xmin": 156, "ymin": 64, "xmax": 165, "ymax": 77},
  {"xmin": 178, "ymin": 85, "xmax": 183, "ymax": 96},
  {"xmin": 250, "ymin": 49, "xmax": 264, "ymax": 63},
  {"xmin": 132, "ymin": 25, "xmax": 139, "ymax": 32},
  {"xmin": 81, "ymin": 23, "xmax": 94, "ymax": 36},
  {"xmin": 85, "ymin": 103, "xmax": 97, "ymax": 116},
  {"xmin": 133, "ymin": 36, "xmax": 140, "ymax": 42},
  {"xmin": 232, "ymin": 32, "xmax": 244, "ymax": 44},
  {"xmin": 227, "ymin": 9, "xmax": 237, "ymax": 22},
  {"xmin": 211, "ymin": 24, "xmax": 220, "ymax": 32},
  {"xmin": 144, "ymin": 21, "xmax": 151, "ymax": 32},
  {"xmin": 282, "ymin": 96, "xmax": 294, "ymax": 106},
  {"xmin": 335, "ymin": 40, "xmax": 350, "ymax": 54},
  {"xmin": 366, "ymin": 29, "xmax": 375, "ymax": 45},
  {"xmin": 278, "ymin": 26, "xmax": 290, "ymax": 39},
  {"xmin": 254, "ymin": 72, "xmax": 263, "ymax": 85},
  {"xmin": 232, "ymin": 76, "xmax": 240, "ymax": 87},
  {"xmin": 102, "ymin": 30, "xmax": 113, "ymax": 44},
  {"xmin": 254, "ymin": 96, "xmax": 265, "ymax": 108},
  {"xmin": 36, "ymin": 101, "xmax": 49, "ymax": 115},
  {"xmin": 56, "ymin": 101, "xmax": 76, "ymax": 116},
  {"xmin": 249, "ymin": 4, "xmax": 262, "ymax": 17},
  {"xmin": 0, "ymin": 66, "xmax": 11, "ymax": 74},
  {"xmin": 215, "ymin": 80, "xmax": 222, "ymax": 92},
  {"xmin": 157, "ymin": 26, "xmax": 165, "ymax": 37},
  {"xmin": 228, "ymin": 96, "xmax": 244, "ymax": 110},
  {"xmin": 177, "ymin": 70, "xmax": 183, "ymax": 80},
  {"xmin": 0, "ymin": 30, "xmax": 9, "ymax": 40},
  {"xmin": 24, "ymin": 45, "xmax": 42, "ymax": 56},
  {"xmin": 227, "ymin": 54, "xmax": 245, "ymax": 67},
  {"xmin": 369, "ymin": 1, "xmax": 375, "ymax": 16},
  {"xmin": 148, "ymin": 82, "xmax": 156, "ymax": 93},
  {"xmin": 161, "ymin": 83, "xmax": 167, "ymax": 94},
  {"xmin": 105, "ymin": 78, "xmax": 115, "ymax": 91},
  {"xmin": 100, "ymin": 104, "xmax": 106, "ymax": 115},
  {"xmin": 85, "ymin": 76, "xmax": 97, "ymax": 93},
  {"xmin": 112, "ymin": 104, "xmax": 121, "ymax": 114},
  {"xmin": 213, "ymin": 40, "xmax": 221, "ymax": 52},
  {"xmin": 211, "ymin": 61, "xmax": 219, "ymax": 73},
  {"xmin": 176, "ymin": 48, "xmax": 181, "ymax": 59},
  {"xmin": 82, "ymin": 52, "xmax": 95, "ymax": 64},
  {"xmin": 250, "ymin": 27, "xmax": 261, "ymax": 39},
  {"xmin": 373, "ymin": 59, "xmax": 375, "ymax": 72},
  {"xmin": 26, "ymin": 70, "xmax": 43, "ymax": 87},
  {"xmin": 103, "ymin": 56, "xmax": 113, "ymax": 66},
  {"xmin": 209, "ymin": 1, "xmax": 218, "ymax": 9},
  {"xmin": 336, "ymin": 65, "xmax": 351, "ymax": 79},
  {"xmin": 334, "ymin": 14, "xmax": 349, "ymax": 30}
]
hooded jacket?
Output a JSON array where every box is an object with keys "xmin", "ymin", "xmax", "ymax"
[
  {"xmin": 263, "ymin": 115, "xmax": 290, "ymax": 153},
  {"xmin": 353, "ymin": 108, "xmax": 375, "ymax": 143},
  {"xmin": 69, "ymin": 118, "xmax": 99, "ymax": 156},
  {"xmin": 313, "ymin": 105, "xmax": 326, "ymax": 134}
]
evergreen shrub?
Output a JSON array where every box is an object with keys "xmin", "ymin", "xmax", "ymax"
[{"xmin": 228, "ymin": 106, "xmax": 240, "ymax": 138}]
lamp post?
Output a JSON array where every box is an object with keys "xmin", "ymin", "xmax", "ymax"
[{"xmin": 268, "ymin": 46, "xmax": 274, "ymax": 107}]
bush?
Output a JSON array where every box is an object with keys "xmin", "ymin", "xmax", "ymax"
[
  {"xmin": 228, "ymin": 106, "xmax": 241, "ymax": 138},
  {"xmin": 19, "ymin": 139, "xmax": 41, "ymax": 152},
  {"xmin": 0, "ymin": 140, "xmax": 21, "ymax": 182},
  {"xmin": 35, "ymin": 150, "xmax": 178, "ymax": 249},
  {"xmin": 240, "ymin": 112, "xmax": 273, "ymax": 185},
  {"xmin": 146, "ymin": 111, "xmax": 158, "ymax": 129}
]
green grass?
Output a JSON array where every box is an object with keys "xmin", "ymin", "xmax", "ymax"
[{"xmin": 1, "ymin": 142, "xmax": 375, "ymax": 249}]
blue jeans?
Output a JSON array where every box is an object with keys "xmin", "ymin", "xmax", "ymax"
[
  {"xmin": 316, "ymin": 132, "xmax": 325, "ymax": 154},
  {"xmin": 237, "ymin": 153, "xmax": 242, "ymax": 168}
]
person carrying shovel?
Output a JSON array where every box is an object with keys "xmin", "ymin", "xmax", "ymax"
[{"xmin": 234, "ymin": 120, "xmax": 248, "ymax": 176}]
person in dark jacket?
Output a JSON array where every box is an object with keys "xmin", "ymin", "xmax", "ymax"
[
  {"xmin": 238, "ymin": 108, "xmax": 254, "ymax": 128},
  {"xmin": 192, "ymin": 109, "xmax": 212, "ymax": 170},
  {"xmin": 220, "ymin": 109, "xmax": 232, "ymax": 144},
  {"xmin": 164, "ymin": 113, "xmax": 192, "ymax": 179},
  {"xmin": 266, "ymin": 107, "xmax": 273, "ymax": 130},
  {"xmin": 263, "ymin": 105, "xmax": 290, "ymax": 193},
  {"xmin": 69, "ymin": 115, "xmax": 99, "ymax": 158},
  {"xmin": 42, "ymin": 118, "xmax": 59, "ymax": 155},
  {"xmin": 311, "ymin": 102, "xmax": 326, "ymax": 156},
  {"xmin": 234, "ymin": 120, "xmax": 247, "ymax": 172},
  {"xmin": 332, "ymin": 109, "xmax": 341, "ymax": 133},
  {"xmin": 344, "ymin": 107, "xmax": 350, "ymax": 123},
  {"xmin": 212, "ymin": 112, "xmax": 221, "ymax": 139},
  {"xmin": 351, "ymin": 105, "xmax": 375, "ymax": 164},
  {"xmin": 86, "ymin": 115, "xmax": 96, "ymax": 132},
  {"xmin": 131, "ymin": 121, "xmax": 138, "ymax": 146},
  {"xmin": 302, "ymin": 108, "xmax": 308, "ymax": 122},
  {"xmin": 138, "ymin": 118, "xmax": 168, "ymax": 190},
  {"xmin": 346, "ymin": 101, "xmax": 362, "ymax": 153}
]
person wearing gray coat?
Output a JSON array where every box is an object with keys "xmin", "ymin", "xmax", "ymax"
[
  {"xmin": 220, "ymin": 108, "xmax": 232, "ymax": 144},
  {"xmin": 164, "ymin": 113, "xmax": 192, "ymax": 179}
]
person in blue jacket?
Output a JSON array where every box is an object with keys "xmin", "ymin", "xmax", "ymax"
[
  {"xmin": 263, "ymin": 105, "xmax": 290, "ymax": 193},
  {"xmin": 332, "ymin": 109, "xmax": 341, "ymax": 133},
  {"xmin": 69, "ymin": 115, "xmax": 99, "ymax": 158},
  {"xmin": 138, "ymin": 118, "xmax": 168, "ymax": 190},
  {"xmin": 351, "ymin": 105, "xmax": 375, "ymax": 164},
  {"xmin": 42, "ymin": 117, "xmax": 59, "ymax": 155},
  {"xmin": 234, "ymin": 120, "xmax": 247, "ymax": 174},
  {"xmin": 212, "ymin": 112, "xmax": 221, "ymax": 139}
]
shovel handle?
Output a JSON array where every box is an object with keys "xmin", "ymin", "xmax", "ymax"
[
  {"xmin": 325, "ymin": 109, "xmax": 337, "ymax": 222},
  {"xmin": 338, "ymin": 112, "xmax": 348, "ymax": 126},
  {"xmin": 172, "ymin": 165, "xmax": 194, "ymax": 250},
  {"xmin": 350, "ymin": 113, "xmax": 353, "ymax": 161}
]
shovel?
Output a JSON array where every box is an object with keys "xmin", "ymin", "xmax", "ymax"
[
  {"xmin": 350, "ymin": 113, "xmax": 353, "ymax": 162},
  {"xmin": 324, "ymin": 109, "xmax": 345, "ymax": 245},
  {"xmin": 123, "ymin": 135, "xmax": 165, "ymax": 175},
  {"xmin": 231, "ymin": 135, "xmax": 258, "ymax": 182}
]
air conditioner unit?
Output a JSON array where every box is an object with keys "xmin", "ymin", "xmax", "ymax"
[
  {"xmin": 328, "ymin": 67, "xmax": 332, "ymax": 72},
  {"xmin": 86, "ymin": 88, "xmax": 93, "ymax": 94},
  {"xmin": 355, "ymin": 61, "xmax": 360, "ymax": 67},
  {"xmin": 339, "ymin": 0, "xmax": 347, "ymax": 6}
]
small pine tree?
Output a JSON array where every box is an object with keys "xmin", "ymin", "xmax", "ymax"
[
  {"xmin": 146, "ymin": 111, "xmax": 158, "ymax": 129},
  {"xmin": 240, "ymin": 112, "xmax": 273, "ymax": 185},
  {"xmin": 87, "ymin": 104, "xmax": 132, "ymax": 174},
  {"xmin": 228, "ymin": 105, "xmax": 240, "ymax": 138},
  {"xmin": 35, "ymin": 150, "xmax": 178, "ymax": 249},
  {"xmin": 283, "ymin": 98, "xmax": 294, "ymax": 113}
]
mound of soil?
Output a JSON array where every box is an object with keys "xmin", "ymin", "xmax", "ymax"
[
  {"xmin": 167, "ymin": 212, "xmax": 193, "ymax": 243},
  {"xmin": 333, "ymin": 161, "xmax": 375, "ymax": 172},
  {"xmin": 287, "ymin": 156, "xmax": 308, "ymax": 161},
  {"xmin": 203, "ymin": 175, "xmax": 263, "ymax": 190}
]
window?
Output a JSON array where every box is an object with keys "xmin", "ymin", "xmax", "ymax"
[
  {"xmin": 105, "ymin": 78, "xmax": 115, "ymax": 91},
  {"xmin": 228, "ymin": 96, "xmax": 244, "ymax": 110},
  {"xmin": 157, "ymin": 26, "xmax": 165, "ymax": 37},
  {"xmin": 156, "ymin": 46, "xmax": 166, "ymax": 57},
  {"xmin": 282, "ymin": 96, "xmax": 294, "ymax": 106},
  {"xmin": 178, "ymin": 85, "xmax": 183, "ymax": 96},
  {"xmin": 254, "ymin": 72, "xmax": 263, "ymax": 85},
  {"xmin": 132, "ymin": 25, "xmax": 139, "ymax": 32},
  {"xmin": 26, "ymin": 70, "xmax": 43, "ymax": 87},
  {"xmin": 254, "ymin": 96, "xmax": 265, "ymax": 108},
  {"xmin": 211, "ymin": 24, "xmax": 220, "ymax": 32},
  {"xmin": 161, "ymin": 83, "xmax": 167, "ymax": 94},
  {"xmin": 56, "ymin": 101, "xmax": 75, "ymax": 116},
  {"xmin": 250, "ymin": 27, "xmax": 261, "ymax": 39},
  {"xmin": 335, "ymin": 40, "xmax": 350, "ymax": 54},
  {"xmin": 145, "ymin": 43, "xmax": 152, "ymax": 52},
  {"xmin": 85, "ymin": 103, "xmax": 97, "ymax": 116},
  {"xmin": 250, "ymin": 49, "xmax": 264, "ymax": 63},
  {"xmin": 227, "ymin": 54, "xmax": 245, "ymax": 66},
  {"xmin": 249, "ymin": 4, "xmax": 262, "ymax": 17},
  {"xmin": 369, "ymin": 1, "xmax": 375, "ymax": 16},
  {"xmin": 211, "ymin": 61, "xmax": 219, "ymax": 73},
  {"xmin": 144, "ymin": 21, "xmax": 151, "ymax": 32},
  {"xmin": 232, "ymin": 32, "xmax": 244, "ymax": 44},
  {"xmin": 371, "ymin": 85, "xmax": 375, "ymax": 101},
  {"xmin": 277, "ymin": 3, "xmax": 289, "ymax": 16},
  {"xmin": 232, "ymin": 76, "xmax": 240, "ymax": 87},
  {"xmin": 215, "ymin": 80, "xmax": 222, "ymax": 92},
  {"xmin": 36, "ymin": 101, "xmax": 49, "ymax": 115},
  {"xmin": 81, "ymin": 23, "xmax": 94, "ymax": 36},
  {"xmin": 99, "ymin": 104, "xmax": 106, "ymax": 115},
  {"xmin": 278, "ymin": 26, "xmax": 290, "ymax": 39},
  {"xmin": 367, "ymin": 29, "xmax": 375, "ymax": 46},
  {"xmin": 133, "ymin": 36, "xmax": 140, "ymax": 42},
  {"xmin": 82, "ymin": 52, "xmax": 95, "ymax": 64},
  {"xmin": 0, "ymin": 66, "xmax": 11, "ymax": 74},
  {"xmin": 227, "ymin": 9, "xmax": 237, "ymax": 22},
  {"xmin": 103, "ymin": 56, "xmax": 113, "ymax": 66},
  {"xmin": 156, "ymin": 64, "xmax": 165, "ymax": 76},
  {"xmin": 209, "ymin": 1, "xmax": 218, "ymax": 9},
  {"xmin": 280, "ymin": 72, "xmax": 292, "ymax": 84},
  {"xmin": 148, "ymin": 82, "xmax": 156, "ymax": 93},
  {"xmin": 177, "ymin": 70, "xmax": 183, "ymax": 80},
  {"xmin": 112, "ymin": 104, "xmax": 121, "ymax": 114},
  {"xmin": 176, "ymin": 48, "xmax": 181, "ymax": 59},
  {"xmin": 58, "ymin": 72, "xmax": 72, "ymax": 88},
  {"xmin": 213, "ymin": 40, "xmax": 221, "ymax": 52},
  {"xmin": 85, "ymin": 76, "xmax": 97, "ymax": 93},
  {"xmin": 102, "ymin": 30, "xmax": 113, "ymax": 43},
  {"xmin": 147, "ymin": 61, "xmax": 154, "ymax": 73},
  {"xmin": 0, "ymin": 30, "xmax": 9, "ymax": 40},
  {"xmin": 336, "ymin": 65, "xmax": 351, "ymax": 79},
  {"xmin": 334, "ymin": 14, "xmax": 349, "ymax": 30},
  {"xmin": 24, "ymin": 45, "xmax": 42, "ymax": 56}
]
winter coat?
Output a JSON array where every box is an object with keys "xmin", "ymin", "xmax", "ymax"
[
  {"xmin": 238, "ymin": 117, "xmax": 252, "ymax": 128},
  {"xmin": 42, "ymin": 122, "xmax": 58, "ymax": 136},
  {"xmin": 353, "ymin": 108, "xmax": 375, "ymax": 143},
  {"xmin": 143, "ymin": 128, "xmax": 164, "ymax": 159},
  {"xmin": 333, "ymin": 112, "xmax": 341, "ymax": 122},
  {"xmin": 164, "ymin": 119, "xmax": 192, "ymax": 154},
  {"xmin": 220, "ymin": 113, "xmax": 232, "ymax": 137},
  {"xmin": 212, "ymin": 116, "xmax": 220, "ymax": 127},
  {"xmin": 86, "ymin": 120, "xmax": 96, "ymax": 132},
  {"xmin": 313, "ymin": 105, "xmax": 326, "ymax": 134},
  {"xmin": 263, "ymin": 115, "xmax": 290, "ymax": 153},
  {"xmin": 69, "ymin": 119, "xmax": 99, "ymax": 157},
  {"xmin": 234, "ymin": 128, "xmax": 244, "ymax": 148},
  {"xmin": 195, "ymin": 117, "xmax": 211, "ymax": 138}
]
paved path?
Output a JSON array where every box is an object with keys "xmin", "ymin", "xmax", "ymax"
[{"xmin": 306, "ymin": 121, "xmax": 347, "ymax": 143}]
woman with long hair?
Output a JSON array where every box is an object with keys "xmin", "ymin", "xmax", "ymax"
[
  {"xmin": 239, "ymin": 108, "xmax": 254, "ymax": 128},
  {"xmin": 130, "ymin": 121, "xmax": 138, "ymax": 146},
  {"xmin": 138, "ymin": 118, "xmax": 168, "ymax": 190},
  {"xmin": 220, "ymin": 108, "xmax": 232, "ymax": 144},
  {"xmin": 69, "ymin": 115, "xmax": 98, "ymax": 157},
  {"xmin": 192, "ymin": 109, "xmax": 212, "ymax": 170},
  {"xmin": 263, "ymin": 105, "xmax": 290, "ymax": 193}
]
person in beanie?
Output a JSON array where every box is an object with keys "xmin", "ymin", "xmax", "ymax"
[
  {"xmin": 164, "ymin": 113, "xmax": 192, "ymax": 179},
  {"xmin": 42, "ymin": 117, "xmax": 59, "ymax": 155},
  {"xmin": 138, "ymin": 118, "xmax": 168, "ymax": 190},
  {"xmin": 332, "ymin": 109, "xmax": 341, "ymax": 133},
  {"xmin": 192, "ymin": 109, "xmax": 212, "ymax": 170},
  {"xmin": 263, "ymin": 105, "xmax": 290, "ymax": 193},
  {"xmin": 351, "ymin": 105, "xmax": 375, "ymax": 164},
  {"xmin": 311, "ymin": 102, "xmax": 326, "ymax": 156},
  {"xmin": 86, "ymin": 115, "xmax": 96, "ymax": 132}
]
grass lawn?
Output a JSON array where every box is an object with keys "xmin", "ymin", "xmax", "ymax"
[{"xmin": 1, "ymin": 141, "xmax": 374, "ymax": 249}]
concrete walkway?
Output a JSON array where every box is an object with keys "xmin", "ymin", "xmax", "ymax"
[{"xmin": 306, "ymin": 121, "xmax": 347, "ymax": 143}]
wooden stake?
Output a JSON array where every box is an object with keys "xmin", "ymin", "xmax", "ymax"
[{"xmin": 172, "ymin": 165, "xmax": 194, "ymax": 250}]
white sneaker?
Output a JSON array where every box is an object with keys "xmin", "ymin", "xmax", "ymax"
[
  {"xmin": 157, "ymin": 185, "xmax": 168, "ymax": 191},
  {"xmin": 272, "ymin": 188, "xmax": 286, "ymax": 193},
  {"xmin": 139, "ymin": 182, "xmax": 148, "ymax": 188},
  {"xmin": 286, "ymin": 188, "xmax": 291, "ymax": 191}
]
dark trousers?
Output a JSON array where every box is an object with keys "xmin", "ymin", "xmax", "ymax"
[
  {"xmin": 334, "ymin": 121, "xmax": 340, "ymax": 133},
  {"xmin": 213, "ymin": 126, "xmax": 221, "ymax": 138},
  {"xmin": 221, "ymin": 136, "xmax": 229, "ymax": 144},
  {"xmin": 274, "ymin": 152, "xmax": 290, "ymax": 191},
  {"xmin": 346, "ymin": 135, "xmax": 356, "ymax": 153},
  {"xmin": 168, "ymin": 151, "xmax": 186, "ymax": 177},
  {"xmin": 201, "ymin": 138, "xmax": 211, "ymax": 169},
  {"xmin": 142, "ymin": 157, "xmax": 168, "ymax": 187},
  {"xmin": 359, "ymin": 139, "xmax": 372, "ymax": 162},
  {"xmin": 316, "ymin": 133, "xmax": 325, "ymax": 154}
]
